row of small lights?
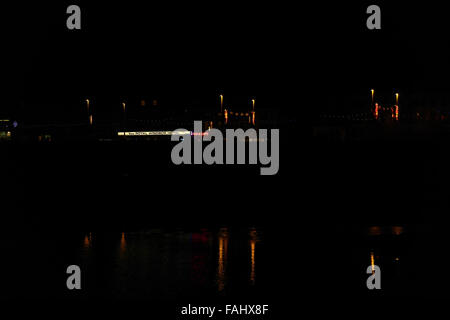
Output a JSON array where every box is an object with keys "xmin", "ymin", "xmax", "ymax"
[
  {"xmin": 84, "ymin": 94, "xmax": 256, "ymax": 125},
  {"xmin": 320, "ymin": 90, "xmax": 399, "ymax": 120}
]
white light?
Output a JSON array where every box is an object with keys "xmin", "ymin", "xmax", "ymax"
[{"xmin": 117, "ymin": 130, "xmax": 191, "ymax": 136}]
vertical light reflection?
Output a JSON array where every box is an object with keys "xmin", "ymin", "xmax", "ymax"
[
  {"xmin": 370, "ymin": 251, "xmax": 375, "ymax": 274},
  {"xmin": 83, "ymin": 234, "xmax": 90, "ymax": 249},
  {"xmin": 249, "ymin": 228, "xmax": 258, "ymax": 285},
  {"xmin": 81, "ymin": 232, "xmax": 93, "ymax": 263},
  {"xmin": 217, "ymin": 227, "xmax": 228, "ymax": 292},
  {"xmin": 250, "ymin": 240, "xmax": 256, "ymax": 285},
  {"xmin": 120, "ymin": 232, "xmax": 127, "ymax": 257}
]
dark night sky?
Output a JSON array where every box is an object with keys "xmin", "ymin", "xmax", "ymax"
[{"xmin": 4, "ymin": 2, "xmax": 450, "ymax": 120}]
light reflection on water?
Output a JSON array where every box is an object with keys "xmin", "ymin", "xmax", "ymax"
[
  {"xmin": 83, "ymin": 233, "xmax": 91, "ymax": 249},
  {"xmin": 370, "ymin": 251, "xmax": 375, "ymax": 274},
  {"xmin": 362, "ymin": 225, "xmax": 412, "ymax": 295},
  {"xmin": 367, "ymin": 225, "xmax": 404, "ymax": 236},
  {"xmin": 216, "ymin": 227, "xmax": 228, "ymax": 292},
  {"xmin": 249, "ymin": 227, "xmax": 259, "ymax": 286},
  {"xmin": 76, "ymin": 227, "xmax": 264, "ymax": 298},
  {"xmin": 4, "ymin": 223, "xmax": 450, "ymax": 298},
  {"xmin": 120, "ymin": 232, "xmax": 126, "ymax": 249}
]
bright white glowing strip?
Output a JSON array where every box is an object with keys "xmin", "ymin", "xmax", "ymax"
[{"xmin": 117, "ymin": 130, "xmax": 190, "ymax": 136}]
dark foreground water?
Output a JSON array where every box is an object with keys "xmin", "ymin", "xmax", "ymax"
[
  {"xmin": 2, "ymin": 223, "xmax": 450, "ymax": 302},
  {"xmin": 2, "ymin": 136, "xmax": 450, "ymax": 305},
  {"xmin": 20, "ymin": 227, "xmax": 269, "ymax": 300}
]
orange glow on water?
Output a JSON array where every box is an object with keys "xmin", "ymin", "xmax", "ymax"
[
  {"xmin": 217, "ymin": 228, "xmax": 228, "ymax": 292},
  {"xmin": 249, "ymin": 228, "xmax": 258, "ymax": 285},
  {"xmin": 120, "ymin": 232, "xmax": 126, "ymax": 254},
  {"xmin": 218, "ymin": 237, "xmax": 225, "ymax": 291},
  {"xmin": 392, "ymin": 226, "xmax": 403, "ymax": 235},
  {"xmin": 368, "ymin": 226, "xmax": 382, "ymax": 236},
  {"xmin": 250, "ymin": 240, "xmax": 256, "ymax": 284},
  {"xmin": 224, "ymin": 109, "xmax": 228, "ymax": 124},
  {"xmin": 370, "ymin": 252, "xmax": 375, "ymax": 274},
  {"xmin": 83, "ymin": 234, "xmax": 90, "ymax": 248}
]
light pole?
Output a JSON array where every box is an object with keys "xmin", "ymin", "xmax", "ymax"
[
  {"xmin": 122, "ymin": 102, "xmax": 127, "ymax": 128},
  {"xmin": 371, "ymin": 90, "xmax": 375, "ymax": 120},
  {"xmin": 220, "ymin": 94, "xmax": 223, "ymax": 113},
  {"xmin": 251, "ymin": 99, "xmax": 256, "ymax": 126},
  {"xmin": 395, "ymin": 93, "xmax": 399, "ymax": 121},
  {"xmin": 86, "ymin": 99, "xmax": 92, "ymax": 125},
  {"xmin": 86, "ymin": 99, "xmax": 90, "ymax": 123}
]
